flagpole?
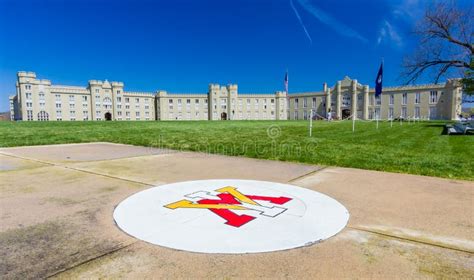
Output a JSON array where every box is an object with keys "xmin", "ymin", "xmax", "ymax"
[
  {"xmin": 376, "ymin": 111, "xmax": 379, "ymax": 129},
  {"xmin": 374, "ymin": 58, "xmax": 383, "ymax": 131},
  {"xmin": 352, "ymin": 115, "xmax": 355, "ymax": 132}
]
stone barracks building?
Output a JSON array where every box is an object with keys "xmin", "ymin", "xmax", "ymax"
[{"xmin": 9, "ymin": 71, "xmax": 462, "ymax": 121}]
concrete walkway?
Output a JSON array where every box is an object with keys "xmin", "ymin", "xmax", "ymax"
[{"xmin": 0, "ymin": 143, "xmax": 473, "ymax": 279}]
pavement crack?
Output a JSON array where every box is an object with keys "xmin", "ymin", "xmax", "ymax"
[
  {"xmin": 0, "ymin": 151, "xmax": 155, "ymax": 187},
  {"xmin": 287, "ymin": 166, "xmax": 327, "ymax": 183},
  {"xmin": 349, "ymin": 226, "xmax": 474, "ymax": 255},
  {"xmin": 45, "ymin": 241, "xmax": 138, "ymax": 279}
]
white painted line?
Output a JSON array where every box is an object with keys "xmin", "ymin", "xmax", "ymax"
[{"xmin": 114, "ymin": 179, "xmax": 349, "ymax": 254}]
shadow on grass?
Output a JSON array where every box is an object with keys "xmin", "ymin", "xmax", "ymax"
[{"xmin": 423, "ymin": 124, "xmax": 447, "ymax": 127}]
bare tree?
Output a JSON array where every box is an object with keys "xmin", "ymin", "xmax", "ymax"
[{"xmin": 403, "ymin": 1, "xmax": 473, "ymax": 94}]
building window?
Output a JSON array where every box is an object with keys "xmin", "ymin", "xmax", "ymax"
[
  {"xmin": 56, "ymin": 103, "xmax": 61, "ymax": 108},
  {"xmin": 375, "ymin": 95, "xmax": 381, "ymax": 106},
  {"xmin": 125, "ymin": 97, "xmax": 130, "ymax": 104},
  {"xmin": 415, "ymin": 107, "xmax": 420, "ymax": 118},
  {"xmin": 27, "ymin": 110, "xmax": 33, "ymax": 121},
  {"xmin": 312, "ymin": 98, "xmax": 316, "ymax": 108},
  {"xmin": 69, "ymin": 103, "xmax": 75, "ymax": 109},
  {"xmin": 69, "ymin": 95, "xmax": 75, "ymax": 102},
  {"xmin": 55, "ymin": 94, "xmax": 61, "ymax": 102},
  {"xmin": 37, "ymin": 111, "xmax": 49, "ymax": 121},
  {"xmin": 303, "ymin": 98, "xmax": 307, "ymax": 108},
  {"xmin": 117, "ymin": 97, "xmax": 122, "ymax": 103},
  {"xmin": 26, "ymin": 102, "xmax": 32, "ymax": 108},
  {"xmin": 95, "ymin": 89, "xmax": 99, "ymax": 93},
  {"xmin": 82, "ymin": 96, "xmax": 88, "ymax": 102},
  {"xmin": 343, "ymin": 95, "xmax": 351, "ymax": 107},
  {"xmin": 103, "ymin": 97, "xmax": 112, "ymax": 109},
  {"xmin": 374, "ymin": 108, "xmax": 381, "ymax": 119},
  {"xmin": 303, "ymin": 110, "xmax": 308, "ymax": 120},
  {"xmin": 415, "ymin": 93, "xmax": 420, "ymax": 104},
  {"xmin": 389, "ymin": 94, "xmax": 394, "ymax": 105},
  {"xmin": 26, "ymin": 93, "xmax": 32, "ymax": 100},
  {"xmin": 294, "ymin": 111, "xmax": 298, "ymax": 120},
  {"xmin": 429, "ymin": 91, "xmax": 438, "ymax": 103},
  {"xmin": 401, "ymin": 107, "xmax": 407, "ymax": 118},
  {"xmin": 429, "ymin": 107, "xmax": 437, "ymax": 119},
  {"xmin": 117, "ymin": 90, "xmax": 121, "ymax": 94},
  {"xmin": 135, "ymin": 98, "xmax": 139, "ymax": 103},
  {"xmin": 402, "ymin": 93, "xmax": 408, "ymax": 105},
  {"xmin": 294, "ymin": 98, "xmax": 299, "ymax": 109},
  {"xmin": 388, "ymin": 107, "xmax": 394, "ymax": 119}
]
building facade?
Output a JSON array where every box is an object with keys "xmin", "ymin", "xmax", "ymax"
[
  {"xmin": 289, "ymin": 76, "xmax": 463, "ymax": 121},
  {"xmin": 9, "ymin": 71, "xmax": 462, "ymax": 121}
]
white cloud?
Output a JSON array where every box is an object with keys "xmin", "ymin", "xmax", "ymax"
[
  {"xmin": 377, "ymin": 20, "xmax": 403, "ymax": 47},
  {"xmin": 392, "ymin": 0, "xmax": 425, "ymax": 20},
  {"xmin": 290, "ymin": 0, "xmax": 313, "ymax": 44},
  {"xmin": 294, "ymin": 0, "xmax": 368, "ymax": 43}
]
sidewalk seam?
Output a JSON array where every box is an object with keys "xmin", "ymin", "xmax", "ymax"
[{"xmin": 349, "ymin": 226, "xmax": 474, "ymax": 255}]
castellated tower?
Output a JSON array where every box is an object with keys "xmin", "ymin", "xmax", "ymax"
[
  {"xmin": 226, "ymin": 84, "xmax": 238, "ymax": 120},
  {"xmin": 111, "ymin": 81, "xmax": 124, "ymax": 120},
  {"xmin": 16, "ymin": 71, "xmax": 52, "ymax": 121},
  {"xmin": 275, "ymin": 91, "xmax": 288, "ymax": 120},
  {"xmin": 88, "ymin": 80, "xmax": 103, "ymax": 120},
  {"xmin": 208, "ymin": 84, "xmax": 221, "ymax": 120}
]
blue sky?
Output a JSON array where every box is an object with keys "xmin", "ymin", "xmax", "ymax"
[{"xmin": 0, "ymin": 0, "xmax": 469, "ymax": 111}]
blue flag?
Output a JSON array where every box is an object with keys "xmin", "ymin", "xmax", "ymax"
[{"xmin": 375, "ymin": 62, "xmax": 383, "ymax": 97}]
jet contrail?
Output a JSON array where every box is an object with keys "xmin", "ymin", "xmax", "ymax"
[
  {"xmin": 290, "ymin": 0, "xmax": 313, "ymax": 45},
  {"xmin": 296, "ymin": 0, "xmax": 368, "ymax": 43}
]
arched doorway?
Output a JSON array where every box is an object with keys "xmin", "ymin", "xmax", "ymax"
[
  {"xmin": 104, "ymin": 112, "xmax": 112, "ymax": 121},
  {"xmin": 38, "ymin": 111, "xmax": 49, "ymax": 121},
  {"xmin": 221, "ymin": 112, "xmax": 227, "ymax": 120},
  {"xmin": 342, "ymin": 109, "xmax": 351, "ymax": 119}
]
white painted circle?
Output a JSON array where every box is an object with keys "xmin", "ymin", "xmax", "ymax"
[{"xmin": 114, "ymin": 179, "xmax": 349, "ymax": 254}]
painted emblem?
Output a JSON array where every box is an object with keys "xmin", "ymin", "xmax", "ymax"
[
  {"xmin": 164, "ymin": 186, "xmax": 292, "ymax": 227},
  {"xmin": 113, "ymin": 180, "xmax": 350, "ymax": 254}
]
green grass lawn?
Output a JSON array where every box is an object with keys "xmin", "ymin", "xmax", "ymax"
[{"xmin": 0, "ymin": 120, "xmax": 472, "ymax": 180}]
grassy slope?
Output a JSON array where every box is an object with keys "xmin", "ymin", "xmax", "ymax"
[{"xmin": 0, "ymin": 120, "xmax": 472, "ymax": 180}]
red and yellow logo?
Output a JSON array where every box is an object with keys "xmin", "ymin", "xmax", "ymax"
[{"xmin": 164, "ymin": 186, "xmax": 292, "ymax": 227}]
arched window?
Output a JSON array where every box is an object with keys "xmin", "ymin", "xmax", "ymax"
[
  {"xmin": 38, "ymin": 111, "xmax": 49, "ymax": 121},
  {"xmin": 103, "ymin": 97, "xmax": 112, "ymax": 109}
]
